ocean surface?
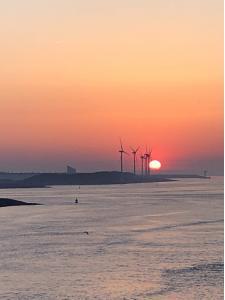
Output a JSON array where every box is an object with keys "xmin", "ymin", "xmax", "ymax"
[{"xmin": 0, "ymin": 177, "xmax": 223, "ymax": 300}]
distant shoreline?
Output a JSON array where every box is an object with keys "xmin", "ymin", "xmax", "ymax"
[
  {"xmin": 0, "ymin": 171, "xmax": 210, "ymax": 189},
  {"xmin": 0, "ymin": 198, "xmax": 40, "ymax": 207}
]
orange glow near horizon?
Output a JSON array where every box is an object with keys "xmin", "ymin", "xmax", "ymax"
[{"xmin": 0, "ymin": 1, "xmax": 223, "ymax": 173}]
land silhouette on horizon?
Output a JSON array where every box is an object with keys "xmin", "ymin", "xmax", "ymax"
[
  {"xmin": 0, "ymin": 198, "xmax": 40, "ymax": 207},
  {"xmin": 0, "ymin": 171, "xmax": 210, "ymax": 189}
]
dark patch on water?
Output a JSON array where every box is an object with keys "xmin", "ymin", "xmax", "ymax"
[
  {"xmin": 17, "ymin": 231, "xmax": 92, "ymax": 238},
  {"xmin": 137, "ymin": 262, "xmax": 224, "ymax": 299},
  {"xmin": 164, "ymin": 262, "xmax": 224, "ymax": 275},
  {"xmin": 132, "ymin": 219, "xmax": 224, "ymax": 233},
  {"xmin": 163, "ymin": 262, "xmax": 224, "ymax": 292}
]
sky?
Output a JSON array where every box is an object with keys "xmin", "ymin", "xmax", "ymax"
[{"xmin": 0, "ymin": 0, "xmax": 223, "ymax": 174}]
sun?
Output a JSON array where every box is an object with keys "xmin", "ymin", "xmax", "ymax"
[{"xmin": 149, "ymin": 160, "xmax": 161, "ymax": 170}]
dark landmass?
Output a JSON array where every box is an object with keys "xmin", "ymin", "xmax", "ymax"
[
  {"xmin": 0, "ymin": 198, "xmax": 40, "ymax": 207},
  {"xmin": 0, "ymin": 179, "xmax": 46, "ymax": 189},
  {"xmin": 0, "ymin": 172, "xmax": 38, "ymax": 181},
  {"xmin": 155, "ymin": 174, "xmax": 211, "ymax": 179},
  {"xmin": 21, "ymin": 171, "xmax": 175, "ymax": 186},
  {"xmin": 0, "ymin": 171, "xmax": 210, "ymax": 188}
]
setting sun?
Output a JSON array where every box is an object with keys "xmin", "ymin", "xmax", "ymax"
[{"xmin": 149, "ymin": 160, "xmax": 161, "ymax": 170}]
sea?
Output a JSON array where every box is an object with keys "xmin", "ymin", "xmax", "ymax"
[{"xmin": 0, "ymin": 177, "xmax": 223, "ymax": 300}]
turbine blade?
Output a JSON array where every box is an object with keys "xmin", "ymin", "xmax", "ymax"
[
  {"xmin": 145, "ymin": 145, "xmax": 148, "ymax": 155},
  {"xmin": 130, "ymin": 146, "xmax": 135, "ymax": 152},
  {"xmin": 119, "ymin": 138, "xmax": 124, "ymax": 151}
]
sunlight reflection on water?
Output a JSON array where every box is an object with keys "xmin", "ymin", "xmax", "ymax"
[{"xmin": 0, "ymin": 177, "xmax": 223, "ymax": 299}]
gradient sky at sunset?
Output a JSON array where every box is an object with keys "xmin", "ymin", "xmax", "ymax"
[{"xmin": 0, "ymin": 0, "xmax": 223, "ymax": 174}]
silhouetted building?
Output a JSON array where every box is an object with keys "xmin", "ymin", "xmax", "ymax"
[
  {"xmin": 203, "ymin": 170, "xmax": 208, "ymax": 177},
  {"xmin": 67, "ymin": 165, "xmax": 77, "ymax": 174}
]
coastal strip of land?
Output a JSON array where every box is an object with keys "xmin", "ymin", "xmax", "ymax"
[
  {"xmin": 0, "ymin": 198, "xmax": 41, "ymax": 207},
  {"xmin": 0, "ymin": 171, "xmax": 210, "ymax": 189}
]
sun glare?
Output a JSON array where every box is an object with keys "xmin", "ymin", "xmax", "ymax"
[{"xmin": 149, "ymin": 160, "xmax": 161, "ymax": 170}]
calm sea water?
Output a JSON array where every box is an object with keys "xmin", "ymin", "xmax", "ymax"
[{"xmin": 0, "ymin": 177, "xmax": 223, "ymax": 300}]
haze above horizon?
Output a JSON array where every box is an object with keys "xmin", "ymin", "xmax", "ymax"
[{"xmin": 0, "ymin": 0, "xmax": 223, "ymax": 175}]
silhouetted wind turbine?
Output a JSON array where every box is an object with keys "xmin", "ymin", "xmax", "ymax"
[
  {"xmin": 147, "ymin": 148, "xmax": 152, "ymax": 175},
  {"xmin": 144, "ymin": 147, "xmax": 148, "ymax": 176},
  {"xmin": 144, "ymin": 147, "xmax": 152, "ymax": 176},
  {"xmin": 130, "ymin": 146, "xmax": 140, "ymax": 175},
  {"xmin": 140, "ymin": 153, "xmax": 145, "ymax": 176},
  {"xmin": 119, "ymin": 139, "xmax": 129, "ymax": 173}
]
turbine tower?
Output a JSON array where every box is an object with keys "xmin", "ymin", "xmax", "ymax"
[
  {"xmin": 144, "ymin": 147, "xmax": 152, "ymax": 176},
  {"xmin": 144, "ymin": 147, "xmax": 149, "ymax": 176},
  {"xmin": 147, "ymin": 148, "xmax": 152, "ymax": 176},
  {"xmin": 119, "ymin": 139, "xmax": 128, "ymax": 173},
  {"xmin": 140, "ymin": 154, "xmax": 145, "ymax": 176},
  {"xmin": 130, "ymin": 146, "xmax": 140, "ymax": 175}
]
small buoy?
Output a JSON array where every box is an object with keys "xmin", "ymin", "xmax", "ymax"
[{"xmin": 75, "ymin": 198, "xmax": 78, "ymax": 204}]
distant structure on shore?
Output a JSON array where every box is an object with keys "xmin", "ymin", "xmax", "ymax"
[
  {"xmin": 140, "ymin": 153, "xmax": 145, "ymax": 176},
  {"xmin": 67, "ymin": 165, "xmax": 77, "ymax": 174},
  {"xmin": 203, "ymin": 170, "xmax": 208, "ymax": 177},
  {"xmin": 119, "ymin": 141, "xmax": 153, "ymax": 176},
  {"xmin": 118, "ymin": 139, "xmax": 129, "ymax": 173},
  {"xmin": 145, "ymin": 148, "xmax": 152, "ymax": 176},
  {"xmin": 130, "ymin": 146, "xmax": 140, "ymax": 175}
]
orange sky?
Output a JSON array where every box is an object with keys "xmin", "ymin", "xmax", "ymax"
[{"xmin": 0, "ymin": 0, "xmax": 223, "ymax": 174}]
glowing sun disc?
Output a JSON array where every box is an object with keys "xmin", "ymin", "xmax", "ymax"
[{"xmin": 149, "ymin": 160, "xmax": 161, "ymax": 170}]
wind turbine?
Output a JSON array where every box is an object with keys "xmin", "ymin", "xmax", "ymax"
[
  {"xmin": 119, "ymin": 139, "xmax": 128, "ymax": 173},
  {"xmin": 147, "ymin": 148, "xmax": 152, "ymax": 175},
  {"xmin": 130, "ymin": 146, "xmax": 140, "ymax": 175},
  {"xmin": 140, "ymin": 153, "xmax": 145, "ymax": 176},
  {"xmin": 144, "ymin": 147, "xmax": 148, "ymax": 176},
  {"xmin": 144, "ymin": 147, "xmax": 152, "ymax": 176}
]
